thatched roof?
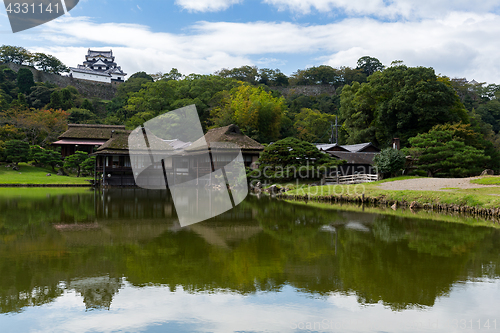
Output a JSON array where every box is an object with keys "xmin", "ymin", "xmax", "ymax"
[
  {"xmin": 95, "ymin": 128, "xmax": 175, "ymax": 155},
  {"xmin": 186, "ymin": 124, "xmax": 264, "ymax": 152},
  {"xmin": 59, "ymin": 124, "xmax": 126, "ymax": 140}
]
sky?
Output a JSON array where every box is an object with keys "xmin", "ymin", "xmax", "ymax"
[{"xmin": 1, "ymin": 0, "xmax": 500, "ymax": 83}]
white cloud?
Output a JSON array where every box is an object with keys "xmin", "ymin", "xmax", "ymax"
[
  {"xmin": 263, "ymin": 0, "xmax": 500, "ymax": 18},
  {"xmin": 24, "ymin": 11, "xmax": 500, "ymax": 83},
  {"xmin": 175, "ymin": 0, "xmax": 243, "ymax": 12}
]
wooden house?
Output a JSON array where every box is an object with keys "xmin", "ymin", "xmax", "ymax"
[
  {"xmin": 316, "ymin": 142, "xmax": 380, "ymax": 175},
  {"xmin": 93, "ymin": 124, "xmax": 264, "ymax": 187},
  {"xmin": 53, "ymin": 124, "xmax": 126, "ymax": 158}
]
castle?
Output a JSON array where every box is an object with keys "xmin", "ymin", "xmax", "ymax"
[{"xmin": 69, "ymin": 49, "xmax": 127, "ymax": 83}]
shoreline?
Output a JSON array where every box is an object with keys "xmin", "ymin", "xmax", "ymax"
[{"xmin": 278, "ymin": 192, "xmax": 500, "ymax": 219}]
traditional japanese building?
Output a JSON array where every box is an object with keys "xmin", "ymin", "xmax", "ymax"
[
  {"xmin": 53, "ymin": 124, "xmax": 126, "ymax": 158},
  {"xmin": 69, "ymin": 49, "xmax": 127, "ymax": 83},
  {"xmin": 316, "ymin": 142, "xmax": 381, "ymax": 175},
  {"xmin": 92, "ymin": 124, "xmax": 264, "ymax": 187}
]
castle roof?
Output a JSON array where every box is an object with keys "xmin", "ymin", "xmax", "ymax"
[
  {"xmin": 92, "ymin": 59, "xmax": 107, "ymax": 67},
  {"xmin": 70, "ymin": 67, "xmax": 112, "ymax": 77},
  {"xmin": 87, "ymin": 49, "xmax": 113, "ymax": 58}
]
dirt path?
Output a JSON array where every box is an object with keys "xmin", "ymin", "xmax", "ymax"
[{"xmin": 377, "ymin": 177, "xmax": 500, "ymax": 191}]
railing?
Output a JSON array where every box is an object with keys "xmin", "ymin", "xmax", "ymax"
[{"xmin": 325, "ymin": 173, "xmax": 379, "ymax": 184}]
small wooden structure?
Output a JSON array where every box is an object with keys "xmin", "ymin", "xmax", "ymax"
[{"xmin": 317, "ymin": 142, "xmax": 380, "ymax": 176}]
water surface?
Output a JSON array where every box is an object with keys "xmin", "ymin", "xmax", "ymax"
[{"xmin": 0, "ymin": 189, "xmax": 499, "ymax": 332}]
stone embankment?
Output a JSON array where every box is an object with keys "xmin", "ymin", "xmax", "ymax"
[
  {"xmin": 277, "ymin": 192, "xmax": 500, "ymax": 220},
  {"xmin": 3, "ymin": 63, "xmax": 117, "ymax": 100}
]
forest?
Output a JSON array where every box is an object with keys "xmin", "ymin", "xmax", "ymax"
[{"xmin": 2, "ymin": 45, "xmax": 500, "ymax": 176}]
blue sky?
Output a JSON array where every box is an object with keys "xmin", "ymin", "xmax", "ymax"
[{"xmin": 1, "ymin": 0, "xmax": 500, "ymax": 83}]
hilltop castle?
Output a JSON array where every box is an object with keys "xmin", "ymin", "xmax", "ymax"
[{"xmin": 69, "ymin": 49, "xmax": 127, "ymax": 83}]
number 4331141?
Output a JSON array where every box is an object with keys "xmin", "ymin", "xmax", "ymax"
[
  {"xmin": 6, "ymin": 2, "xmax": 60, "ymax": 14},
  {"xmin": 451, "ymin": 319, "xmax": 497, "ymax": 330}
]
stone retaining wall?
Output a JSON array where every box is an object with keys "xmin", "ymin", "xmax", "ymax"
[
  {"xmin": 278, "ymin": 193, "xmax": 500, "ymax": 221},
  {"xmin": 3, "ymin": 62, "xmax": 117, "ymax": 100},
  {"xmin": 270, "ymin": 85, "xmax": 338, "ymax": 97}
]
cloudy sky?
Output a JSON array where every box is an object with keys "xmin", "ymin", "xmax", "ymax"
[{"xmin": 1, "ymin": 0, "xmax": 500, "ymax": 83}]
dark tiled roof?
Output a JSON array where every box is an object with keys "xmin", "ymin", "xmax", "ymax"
[
  {"xmin": 328, "ymin": 151, "xmax": 378, "ymax": 165},
  {"xmin": 187, "ymin": 124, "xmax": 265, "ymax": 152},
  {"xmin": 87, "ymin": 50, "xmax": 113, "ymax": 57},
  {"xmin": 58, "ymin": 124, "xmax": 126, "ymax": 140},
  {"xmin": 316, "ymin": 143, "xmax": 349, "ymax": 152},
  {"xmin": 342, "ymin": 142, "xmax": 380, "ymax": 153}
]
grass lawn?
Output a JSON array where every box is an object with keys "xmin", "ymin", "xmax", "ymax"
[
  {"xmin": 283, "ymin": 176, "xmax": 500, "ymax": 209},
  {"xmin": 471, "ymin": 176, "xmax": 500, "ymax": 185},
  {"xmin": 0, "ymin": 163, "xmax": 92, "ymax": 185}
]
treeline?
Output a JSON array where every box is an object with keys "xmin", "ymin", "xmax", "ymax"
[
  {"xmin": 2, "ymin": 44, "xmax": 500, "ymax": 176},
  {"xmin": 0, "ymin": 45, "xmax": 69, "ymax": 75}
]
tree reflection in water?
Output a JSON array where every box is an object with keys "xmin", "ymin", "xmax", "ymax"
[{"xmin": 0, "ymin": 189, "xmax": 499, "ymax": 313}]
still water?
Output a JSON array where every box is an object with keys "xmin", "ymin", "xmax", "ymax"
[{"xmin": 0, "ymin": 188, "xmax": 499, "ymax": 333}]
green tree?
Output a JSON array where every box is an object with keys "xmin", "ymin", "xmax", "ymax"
[
  {"xmin": 293, "ymin": 108, "xmax": 336, "ymax": 142},
  {"xmin": 210, "ymin": 84, "xmax": 286, "ymax": 143},
  {"xmin": 258, "ymin": 68, "xmax": 289, "ymax": 86},
  {"xmin": 256, "ymin": 137, "xmax": 340, "ymax": 181},
  {"xmin": 80, "ymin": 155, "xmax": 96, "ymax": 176},
  {"xmin": 0, "ymin": 124, "xmax": 23, "ymax": 142},
  {"xmin": 154, "ymin": 68, "xmax": 183, "ymax": 81},
  {"xmin": 16, "ymin": 68, "xmax": 35, "ymax": 94},
  {"xmin": 290, "ymin": 65, "xmax": 340, "ymax": 86},
  {"xmin": 0, "ymin": 45, "xmax": 31, "ymax": 65},
  {"xmin": 47, "ymin": 90, "xmax": 63, "ymax": 110},
  {"xmin": 4, "ymin": 139, "xmax": 30, "ymax": 168},
  {"xmin": 373, "ymin": 148, "xmax": 406, "ymax": 178},
  {"xmin": 30, "ymin": 145, "xmax": 62, "ymax": 171},
  {"xmin": 476, "ymin": 100, "xmax": 500, "ymax": 133},
  {"xmin": 68, "ymin": 108, "xmax": 98, "ymax": 124},
  {"xmin": 32, "ymin": 53, "xmax": 69, "ymax": 74},
  {"xmin": 408, "ymin": 127, "xmax": 490, "ymax": 177},
  {"xmin": 124, "ymin": 74, "xmax": 238, "ymax": 130},
  {"xmin": 216, "ymin": 65, "xmax": 259, "ymax": 85},
  {"xmin": 81, "ymin": 99, "xmax": 94, "ymax": 112},
  {"xmin": 340, "ymin": 65, "xmax": 469, "ymax": 147},
  {"xmin": 63, "ymin": 151, "xmax": 89, "ymax": 177},
  {"xmin": 129, "ymin": 71, "xmax": 154, "ymax": 82},
  {"xmin": 356, "ymin": 56, "xmax": 385, "ymax": 76},
  {"xmin": 27, "ymin": 85, "xmax": 56, "ymax": 109}
]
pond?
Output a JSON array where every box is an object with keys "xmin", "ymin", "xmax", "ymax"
[{"xmin": 0, "ymin": 188, "xmax": 499, "ymax": 332}]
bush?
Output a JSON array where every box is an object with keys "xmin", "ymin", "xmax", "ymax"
[
  {"xmin": 373, "ymin": 148, "xmax": 406, "ymax": 178},
  {"xmin": 256, "ymin": 137, "xmax": 341, "ymax": 182}
]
